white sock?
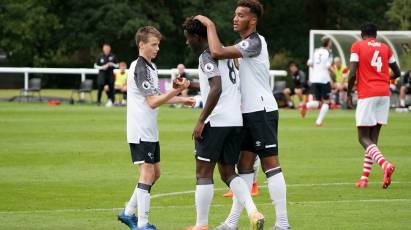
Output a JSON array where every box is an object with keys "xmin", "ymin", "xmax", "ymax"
[
  {"xmin": 253, "ymin": 157, "xmax": 260, "ymax": 183},
  {"xmin": 195, "ymin": 184, "xmax": 214, "ymax": 226},
  {"xmin": 306, "ymin": 100, "xmax": 319, "ymax": 109},
  {"xmin": 124, "ymin": 184, "xmax": 139, "ymax": 216},
  {"xmin": 224, "ymin": 173, "xmax": 253, "ymax": 228},
  {"xmin": 137, "ymin": 185, "xmax": 151, "ymax": 228},
  {"xmin": 400, "ymin": 99, "xmax": 405, "ymax": 107},
  {"xmin": 267, "ymin": 169, "xmax": 290, "ymax": 229},
  {"xmin": 316, "ymin": 103, "xmax": 329, "ymax": 125},
  {"xmin": 229, "ymin": 177, "xmax": 257, "ymax": 215}
]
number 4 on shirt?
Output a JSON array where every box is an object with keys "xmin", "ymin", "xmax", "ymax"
[{"xmin": 371, "ymin": 50, "xmax": 382, "ymax": 73}]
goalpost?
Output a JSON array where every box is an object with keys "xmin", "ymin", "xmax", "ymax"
[{"xmin": 309, "ymin": 30, "xmax": 411, "ymax": 70}]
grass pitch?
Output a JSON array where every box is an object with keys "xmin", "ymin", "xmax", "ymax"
[{"xmin": 0, "ymin": 102, "xmax": 410, "ymax": 230}]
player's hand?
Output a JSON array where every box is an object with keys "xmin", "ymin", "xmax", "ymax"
[
  {"xmin": 192, "ymin": 120, "xmax": 205, "ymax": 140},
  {"xmin": 173, "ymin": 77, "xmax": 190, "ymax": 89},
  {"xmin": 183, "ymin": 97, "xmax": 196, "ymax": 107},
  {"xmin": 347, "ymin": 94, "xmax": 353, "ymax": 109},
  {"xmin": 194, "ymin": 15, "xmax": 214, "ymax": 27}
]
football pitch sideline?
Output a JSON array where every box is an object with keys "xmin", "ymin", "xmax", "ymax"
[{"xmin": 0, "ymin": 102, "xmax": 410, "ymax": 230}]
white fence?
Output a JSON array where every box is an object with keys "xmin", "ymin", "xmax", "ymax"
[{"xmin": 0, "ymin": 67, "xmax": 287, "ymax": 91}]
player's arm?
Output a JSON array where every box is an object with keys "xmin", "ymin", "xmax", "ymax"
[
  {"xmin": 389, "ymin": 63, "xmax": 401, "ymax": 80},
  {"xmin": 110, "ymin": 55, "xmax": 120, "ymax": 68},
  {"xmin": 194, "ymin": 15, "xmax": 242, "ymax": 59},
  {"xmin": 347, "ymin": 62, "xmax": 358, "ymax": 109},
  {"xmin": 193, "ymin": 76, "xmax": 222, "ymax": 140},
  {"xmin": 94, "ymin": 56, "xmax": 108, "ymax": 70},
  {"xmin": 146, "ymin": 79, "xmax": 190, "ymax": 109}
]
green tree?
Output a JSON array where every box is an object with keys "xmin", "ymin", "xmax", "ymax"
[{"xmin": 386, "ymin": 0, "xmax": 411, "ymax": 29}]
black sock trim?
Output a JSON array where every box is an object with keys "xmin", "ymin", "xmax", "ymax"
[
  {"xmin": 238, "ymin": 169, "xmax": 255, "ymax": 174},
  {"xmin": 224, "ymin": 175, "xmax": 238, "ymax": 187},
  {"xmin": 196, "ymin": 177, "xmax": 213, "ymax": 185},
  {"xmin": 137, "ymin": 183, "xmax": 152, "ymax": 193},
  {"xmin": 265, "ymin": 167, "xmax": 282, "ymax": 178}
]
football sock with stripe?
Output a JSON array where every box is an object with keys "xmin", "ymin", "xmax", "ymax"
[
  {"xmin": 195, "ymin": 178, "xmax": 214, "ymax": 227},
  {"xmin": 137, "ymin": 183, "xmax": 151, "ymax": 228},
  {"xmin": 266, "ymin": 167, "xmax": 290, "ymax": 229}
]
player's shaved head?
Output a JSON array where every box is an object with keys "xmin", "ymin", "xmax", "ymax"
[
  {"xmin": 183, "ymin": 17, "xmax": 207, "ymax": 39},
  {"xmin": 361, "ymin": 23, "xmax": 377, "ymax": 38},
  {"xmin": 237, "ymin": 0, "xmax": 263, "ymax": 19}
]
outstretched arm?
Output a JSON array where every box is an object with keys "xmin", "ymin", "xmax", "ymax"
[
  {"xmin": 146, "ymin": 79, "xmax": 190, "ymax": 109},
  {"xmin": 194, "ymin": 15, "xmax": 242, "ymax": 59}
]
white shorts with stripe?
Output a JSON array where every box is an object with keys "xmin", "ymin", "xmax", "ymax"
[{"xmin": 356, "ymin": 96, "xmax": 390, "ymax": 127}]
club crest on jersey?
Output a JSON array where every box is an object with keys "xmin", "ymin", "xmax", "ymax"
[
  {"xmin": 100, "ymin": 58, "xmax": 104, "ymax": 63},
  {"xmin": 142, "ymin": 81, "xmax": 150, "ymax": 90},
  {"xmin": 204, "ymin": 63, "xmax": 214, "ymax": 72},
  {"xmin": 240, "ymin": 40, "xmax": 249, "ymax": 49},
  {"xmin": 109, "ymin": 56, "xmax": 113, "ymax": 60}
]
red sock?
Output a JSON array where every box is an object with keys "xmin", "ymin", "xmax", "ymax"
[
  {"xmin": 360, "ymin": 152, "xmax": 373, "ymax": 180},
  {"xmin": 366, "ymin": 144, "xmax": 388, "ymax": 169}
]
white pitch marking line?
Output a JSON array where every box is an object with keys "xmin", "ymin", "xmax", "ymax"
[{"xmin": 0, "ymin": 181, "xmax": 410, "ymax": 214}]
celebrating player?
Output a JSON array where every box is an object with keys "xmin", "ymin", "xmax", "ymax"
[
  {"xmin": 300, "ymin": 36, "xmax": 333, "ymax": 126},
  {"xmin": 183, "ymin": 17, "xmax": 264, "ymax": 230},
  {"xmin": 194, "ymin": 0, "xmax": 291, "ymax": 229},
  {"xmin": 347, "ymin": 23, "xmax": 401, "ymax": 189},
  {"xmin": 117, "ymin": 26, "xmax": 195, "ymax": 230}
]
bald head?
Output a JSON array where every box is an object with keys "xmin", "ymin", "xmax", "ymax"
[
  {"xmin": 177, "ymin": 64, "xmax": 185, "ymax": 74},
  {"xmin": 334, "ymin": 57, "xmax": 341, "ymax": 68}
]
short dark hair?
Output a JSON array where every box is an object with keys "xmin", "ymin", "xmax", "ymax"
[
  {"xmin": 289, "ymin": 61, "xmax": 297, "ymax": 67},
  {"xmin": 135, "ymin": 26, "xmax": 162, "ymax": 45},
  {"xmin": 321, "ymin": 36, "xmax": 331, "ymax": 47},
  {"xmin": 182, "ymin": 17, "xmax": 207, "ymax": 39},
  {"xmin": 237, "ymin": 0, "xmax": 264, "ymax": 18},
  {"xmin": 361, "ymin": 23, "xmax": 377, "ymax": 37}
]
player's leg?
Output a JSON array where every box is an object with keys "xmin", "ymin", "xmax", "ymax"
[
  {"xmin": 300, "ymin": 84, "xmax": 319, "ymax": 118},
  {"xmin": 399, "ymin": 85, "xmax": 407, "ymax": 107},
  {"xmin": 356, "ymin": 124, "xmax": 381, "ymax": 187},
  {"xmin": 191, "ymin": 159, "xmax": 216, "ymax": 229},
  {"xmin": 252, "ymin": 156, "xmax": 260, "ymax": 195},
  {"xmin": 294, "ymin": 88, "xmax": 303, "ymax": 104},
  {"xmin": 283, "ymin": 88, "xmax": 293, "ymax": 108},
  {"xmin": 260, "ymin": 155, "xmax": 291, "ymax": 230},
  {"xmin": 97, "ymin": 76, "xmax": 105, "ymax": 105},
  {"xmin": 221, "ymin": 151, "xmax": 256, "ymax": 229},
  {"xmin": 218, "ymin": 162, "xmax": 263, "ymax": 230},
  {"xmin": 107, "ymin": 77, "xmax": 115, "ymax": 105},
  {"xmin": 315, "ymin": 83, "xmax": 331, "ymax": 126}
]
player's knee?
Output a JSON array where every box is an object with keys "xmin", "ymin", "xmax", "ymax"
[{"xmin": 221, "ymin": 174, "xmax": 238, "ymax": 187}]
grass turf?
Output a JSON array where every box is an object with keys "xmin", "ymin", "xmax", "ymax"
[{"xmin": 0, "ymin": 102, "xmax": 410, "ymax": 230}]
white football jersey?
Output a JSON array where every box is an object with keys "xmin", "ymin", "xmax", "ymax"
[
  {"xmin": 308, "ymin": 47, "xmax": 333, "ymax": 83},
  {"xmin": 127, "ymin": 57, "xmax": 161, "ymax": 143},
  {"xmin": 234, "ymin": 32, "xmax": 278, "ymax": 113},
  {"xmin": 198, "ymin": 49, "xmax": 242, "ymax": 127}
]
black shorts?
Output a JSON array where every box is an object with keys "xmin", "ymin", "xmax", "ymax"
[
  {"xmin": 241, "ymin": 110, "xmax": 279, "ymax": 157},
  {"xmin": 129, "ymin": 141, "xmax": 160, "ymax": 164},
  {"xmin": 195, "ymin": 123, "xmax": 242, "ymax": 165},
  {"xmin": 311, "ymin": 83, "xmax": 331, "ymax": 100}
]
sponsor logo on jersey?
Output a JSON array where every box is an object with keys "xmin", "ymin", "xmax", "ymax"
[
  {"xmin": 240, "ymin": 40, "xmax": 249, "ymax": 49},
  {"xmin": 204, "ymin": 63, "xmax": 215, "ymax": 72},
  {"xmin": 368, "ymin": 41, "xmax": 381, "ymax": 47},
  {"xmin": 142, "ymin": 81, "xmax": 150, "ymax": 90},
  {"xmin": 100, "ymin": 58, "xmax": 104, "ymax": 63},
  {"xmin": 255, "ymin": 141, "xmax": 261, "ymax": 147}
]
